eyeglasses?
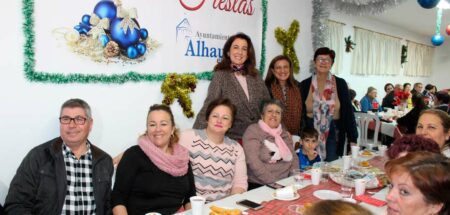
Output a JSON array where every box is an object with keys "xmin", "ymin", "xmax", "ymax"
[
  {"xmin": 317, "ymin": 58, "xmax": 332, "ymax": 63},
  {"xmin": 59, "ymin": 116, "xmax": 87, "ymax": 125}
]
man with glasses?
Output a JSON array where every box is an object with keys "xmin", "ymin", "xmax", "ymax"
[{"xmin": 5, "ymin": 98, "xmax": 113, "ymax": 215}]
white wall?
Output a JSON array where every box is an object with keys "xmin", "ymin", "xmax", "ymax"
[
  {"xmin": 430, "ymin": 40, "xmax": 450, "ymax": 90},
  {"xmin": 0, "ymin": 0, "xmax": 314, "ymax": 204}
]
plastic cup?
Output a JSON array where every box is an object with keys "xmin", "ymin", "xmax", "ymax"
[
  {"xmin": 342, "ymin": 155, "xmax": 351, "ymax": 171},
  {"xmin": 355, "ymin": 179, "xmax": 367, "ymax": 196},
  {"xmin": 190, "ymin": 196, "xmax": 205, "ymax": 215},
  {"xmin": 351, "ymin": 146, "xmax": 360, "ymax": 159},
  {"xmin": 311, "ymin": 168, "xmax": 322, "ymax": 185},
  {"xmin": 378, "ymin": 145, "xmax": 387, "ymax": 156}
]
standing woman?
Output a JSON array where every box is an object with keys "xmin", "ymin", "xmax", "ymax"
[
  {"xmin": 180, "ymin": 98, "xmax": 247, "ymax": 202},
  {"xmin": 265, "ymin": 55, "xmax": 302, "ymax": 136},
  {"xmin": 299, "ymin": 47, "xmax": 357, "ymax": 161},
  {"xmin": 193, "ymin": 32, "xmax": 270, "ymax": 142},
  {"xmin": 112, "ymin": 105, "xmax": 196, "ymax": 215}
]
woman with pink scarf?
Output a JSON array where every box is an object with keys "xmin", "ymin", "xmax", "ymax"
[
  {"xmin": 242, "ymin": 99, "xmax": 299, "ymax": 190},
  {"xmin": 112, "ymin": 104, "xmax": 196, "ymax": 215}
]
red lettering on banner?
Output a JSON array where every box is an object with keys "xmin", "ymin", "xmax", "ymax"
[
  {"xmin": 179, "ymin": 0, "xmax": 206, "ymax": 11},
  {"xmin": 212, "ymin": 0, "xmax": 255, "ymax": 15}
]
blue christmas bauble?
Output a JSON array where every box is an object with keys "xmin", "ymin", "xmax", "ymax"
[
  {"xmin": 127, "ymin": 46, "xmax": 138, "ymax": 59},
  {"xmin": 74, "ymin": 22, "xmax": 91, "ymax": 34},
  {"xmin": 110, "ymin": 18, "xmax": 141, "ymax": 49},
  {"xmin": 93, "ymin": 0, "xmax": 117, "ymax": 19},
  {"xmin": 431, "ymin": 34, "xmax": 444, "ymax": 46},
  {"xmin": 140, "ymin": 28, "xmax": 148, "ymax": 40},
  {"xmin": 417, "ymin": 0, "xmax": 439, "ymax": 9},
  {"xmin": 82, "ymin": 14, "xmax": 91, "ymax": 25},
  {"xmin": 99, "ymin": 35, "xmax": 110, "ymax": 47},
  {"xmin": 136, "ymin": 43, "xmax": 147, "ymax": 55}
]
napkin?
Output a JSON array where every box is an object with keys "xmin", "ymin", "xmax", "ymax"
[
  {"xmin": 355, "ymin": 195, "xmax": 387, "ymax": 207},
  {"xmin": 275, "ymin": 185, "xmax": 295, "ymax": 198}
]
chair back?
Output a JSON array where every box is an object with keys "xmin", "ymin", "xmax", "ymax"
[{"xmin": 354, "ymin": 112, "xmax": 380, "ymax": 148}]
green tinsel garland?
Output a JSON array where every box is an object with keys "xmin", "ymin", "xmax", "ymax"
[
  {"xmin": 258, "ymin": 0, "xmax": 268, "ymax": 76},
  {"xmin": 22, "ymin": 0, "xmax": 269, "ymax": 84}
]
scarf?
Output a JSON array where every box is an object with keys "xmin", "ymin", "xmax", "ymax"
[
  {"xmin": 138, "ymin": 135, "xmax": 189, "ymax": 177},
  {"xmin": 258, "ymin": 120, "xmax": 293, "ymax": 161},
  {"xmin": 231, "ymin": 63, "xmax": 245, "ymax": 73},
  {"xmin": 311, "ymin": 72, "xmax": 336, "ymax": 160},
  {"xmin": 270, "ymin": 82, "xmax": 302, "ymax": 135}
]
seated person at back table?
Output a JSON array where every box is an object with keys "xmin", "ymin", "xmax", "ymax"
[{"xmin": 297, "ymin": 127, "xmax": 321, "ymax": 170}]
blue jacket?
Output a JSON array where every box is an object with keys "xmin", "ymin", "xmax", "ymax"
[
  {"xmin": 360, "ymin": 95, "xmax": 382, "ymax": 112},
  {"xmin": 5, "ymin": 137, "xmax": 114, "ymax": 215},
  {"xmin": 297, "ymin": 148, "xmax": 321, "ymax": 170}
]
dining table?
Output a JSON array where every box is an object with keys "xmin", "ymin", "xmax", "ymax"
[{"xmin": 178, "ymin": 154, "xmax": 389, "ymax": 215}]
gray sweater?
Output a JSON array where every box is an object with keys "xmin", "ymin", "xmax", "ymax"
[
  {"xmin": 242, "ymin": 123, "xmax": 299, "ymax": 185},
  {"xmin": 193, "ymin": 70, "xmax": 270, "ymax": 140}
]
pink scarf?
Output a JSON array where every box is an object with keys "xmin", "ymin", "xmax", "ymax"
[
  {"xmin": 138, "ymin": 135, "xmax": 189, "ymax": 177},
  {"xmin": 258, "ymin": 120, "xmax": 293, "ymax": 161}
]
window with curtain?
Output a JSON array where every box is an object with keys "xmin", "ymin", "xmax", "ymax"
[
  {"xmin": 404, "ymin": 41, "xmax": 434, "ymax": 77},
  {"xmin": 325, "ymin": 20, "xmax": 344, "ymax": 74},
  {"xmin": 351, "ymin": 27, "xmax": 401, "ymax": 76}
]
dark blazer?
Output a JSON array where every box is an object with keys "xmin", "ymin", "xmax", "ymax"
[
  {"xmin": 299, "ymin": 76, "xmax": 358, "ymax": 156},
  {"xmin": 193, "ymin": 70, "xmax": 270, "ymax": 140},
  {"xmin": 5, "ymin": 137, "xmax": 114, "ymax": 215}
]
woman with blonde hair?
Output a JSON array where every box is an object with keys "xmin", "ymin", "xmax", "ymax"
[{"xmin": 112, "ymin": 104, "xmax": 196, "ymax": 215}]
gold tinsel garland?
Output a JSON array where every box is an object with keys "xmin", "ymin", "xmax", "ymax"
[
  {"xmin": 161, "ymin": 73, "xmax": 197, "ymax": 118},
  {"xmin": 275, "ymin": 20, "xmax": 300, "ymax": 74}
]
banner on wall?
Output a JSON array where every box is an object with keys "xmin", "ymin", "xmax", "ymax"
[{"xmin": 27, "ymin": 0, "xmax": 263, "ymax": 83}]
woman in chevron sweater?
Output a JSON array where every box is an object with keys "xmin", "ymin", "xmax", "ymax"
[{"xmin": 180, "ymin": 98, "xmax": 248, "ymax": 202}]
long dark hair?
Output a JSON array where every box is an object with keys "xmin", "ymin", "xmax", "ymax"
[
  {"xmin": 214, "ymin": 32, "xmax": 258, "ymax": 76},
  {"xmin": 265, "ymin": 55, "xmax": 297, "ymax": 88}
]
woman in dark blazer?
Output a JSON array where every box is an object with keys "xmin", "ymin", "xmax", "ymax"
[
  {"xmin": 193, "ymin": 33, "xmax": 270, "ymax": 141},
  {"xmin": 299, "ymin": 47, "xmax": 358, "ymax": 161}
]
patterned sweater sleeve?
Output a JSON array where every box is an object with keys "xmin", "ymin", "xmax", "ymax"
[{"xmin": 231, "ymin": 145, "xmax": 248, "ymax": 191}]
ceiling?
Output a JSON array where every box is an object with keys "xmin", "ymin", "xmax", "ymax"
[{"xmin": 367, "ymin": 0, "xmax": 450, "ymax": 37}]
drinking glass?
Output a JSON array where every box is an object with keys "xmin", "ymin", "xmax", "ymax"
[{"xmin": 291, "ymin": 169, "xmax": 304, "ymax": 189}]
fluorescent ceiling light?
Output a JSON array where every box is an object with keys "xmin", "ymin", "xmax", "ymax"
[{"xmin": 437, "ymin": 0, "xmax": 450, "ymax": 9}]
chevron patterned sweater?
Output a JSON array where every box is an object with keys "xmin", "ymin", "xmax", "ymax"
[{"xmin": 180, "ymin": 129, "xmax": 248, "ymax": 202}]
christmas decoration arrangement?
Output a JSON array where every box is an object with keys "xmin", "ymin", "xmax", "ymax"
[
  {"xmin": 22, "ymin": 0, "xmax": 268, "ymax": 84},
  {"xmin": 275, "ymin": 20, "xmax": 300, "ymax": 74},
  {"xmin": 344, "ymin": 36, "xmax": 356, "ymax": 53},
  {"xmin": 161, "ymin": 73, "xmax": 197, "ymax": 118},
  {"xmin": 65, "ymin": 0, "xmax": 158, "ymax": 63}
]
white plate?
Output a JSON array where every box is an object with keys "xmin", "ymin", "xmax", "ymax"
[
  {"xmin": 313, "ymin": 190, "xmax": 342, "ymax": 200},
  {"xmin": 271, "ymin": 192, "xmax": 300, "ymax": 201},
  {"xmin": 342, "ymin": 198, "xmax": 357, "ymax": 203}
]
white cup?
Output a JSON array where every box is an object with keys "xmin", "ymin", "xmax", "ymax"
[
  {"xmin": 190, "ymin": 196, "xmax": 206, "ymax": 215},
  {"xmin": 311, "ymin": 168, "xmax": 322, "ymax": 185},
  {"xmin": 351, "ymin": 145, "xmax": 360, "ymax": 159},
  {"xmin": 378, "ymin": 145, "xmax": 387, "ymax": 156},
  {"xmin": 354, "ymin": 179, "xmax": 366, "ymax": 196},
  {"xmin": 342, "ymin": 155, "xmax": 351, "ymax": 171},
  {"xmin": 145, "ymin": 213, "xmax": 162, "ymax": 215}
]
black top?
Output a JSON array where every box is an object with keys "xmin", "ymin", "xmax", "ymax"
[
  {"xmin": 397, "ymin": 107, "xmax": 428, "ymax": 134},
  {"xmin": 382, "ymin": 91, "xmax": 396, "ymax": 109},
  {"xmin": 299, "ymin": 75, "xmax": 358, "ymax": 156},
  {"xmin": 111, "ymin": 145, "xmax": 196, "ymax": 215}
]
